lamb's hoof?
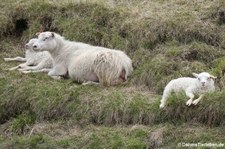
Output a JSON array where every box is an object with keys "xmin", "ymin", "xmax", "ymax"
[
  {"xmin": 4, "ymin": 58, "xmax": 10, "ymax": 61},
  {"xmin": 159, "ymin": 104, "xmax": 165, "ymax": 109},
  {"xmin": 186, "ymin": 100, "xmax": 192, "ymax": 106},
  {"xmin": 20, "ymin": 71, "xmax": 31, "ymax": 74},
  {"xmin": 8, "ymin": 68, "xmax": 17, "ymax": 71},
  {"xmin": 192, "ymin": 100, "xmax": 199, "ymax": 105}
]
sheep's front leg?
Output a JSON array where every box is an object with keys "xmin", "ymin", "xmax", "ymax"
[
  {"xmin": 48, "ymin": 65, "xmax": 67, "ymax": 80},
  {"xmin": 48, "ymin": 69, "xmax": 61, "ymax": 76},
  {"xmin": 192, "ymin": 95, "xmax": 204, "ymax": 105},
  {"xmin": 185, "ymin": 91, "xmax": 195, "ymax": 106},
  {"xmin": 82, "ymin": 81, "xmax": 99, "ymax": 85},
  {"xmin": 50, "ymin": 75, "xmax": 63, "ymax": 80},
  {"xmin": 4, "ymin": 57, "xmax": 26, "ymax": 62}
]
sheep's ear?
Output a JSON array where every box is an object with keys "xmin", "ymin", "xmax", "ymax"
[
  {"xmin": 192, "ymin": 73, "xmax": 199, "ymax": 78},
  {"xmin": 210, "ymin": 75, "xmax": 217, "ymax": 79}
]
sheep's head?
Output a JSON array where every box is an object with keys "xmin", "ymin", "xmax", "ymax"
[
  {"xmin": 192, "ymin": 72, "xmax": 216, "ymax": 88},
  {"xmin": 32, "ymin": 31, "xmax": 56, "ymax": 52},
  {"xmin": 25, "ymin": 38, "xmax": 37, "ymax": 50}
]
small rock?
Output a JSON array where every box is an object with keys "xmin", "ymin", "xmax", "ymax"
[{"xmin": 149, "ymin": 128, "xmax": 164, "ymax": 147}]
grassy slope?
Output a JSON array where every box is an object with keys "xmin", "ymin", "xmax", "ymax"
[{"xmin": 0, "ymin": 0, "xmax": 225, "ymax": 148}]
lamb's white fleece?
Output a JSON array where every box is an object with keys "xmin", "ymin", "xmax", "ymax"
[{"xmin": 159, "ymin": 72, "xmax": 216, "ymax": 108}]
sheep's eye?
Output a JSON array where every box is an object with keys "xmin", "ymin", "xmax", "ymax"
[
  {"xmin": 198, "ymin": 78, "xmax": 200, "ymax": 81},
  {"xmin": 207, "ymin": 77, "xmax": 211, "ymax": 81}
]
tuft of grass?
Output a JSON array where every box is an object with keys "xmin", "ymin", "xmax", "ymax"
[{"xmin": 10, "ymin": 112, "xmax": 36, "ymax": 135}]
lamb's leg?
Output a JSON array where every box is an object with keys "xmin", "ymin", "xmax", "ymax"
[
  {"xmin": 8, "ymin": 66, "xmax": 20, "ymax": 71},
  {"xmin": 4, "ymin": 57, "xmax": 26, "ymax": 62},
  {"xmin": 7, "ymin": 63, "xmax": 27, "ymax": 71},
  {"xmin": 159, "ymin": 87, "xmax": 171, "ymax": 108},
  {"xmin": 21, "ymin": 67, "xmax": 62, "ymax": 80},
  {"xmin": 192, "ymin": 95, "xmax": 204, "ymax": 105},
  {"xmin": 20, "ymin": 68, "xmax": 52, "ymax": 74},
  {"xmin": 18, "ymin": 66, "xmax": 37, "ymax": 72},
  {"xmin": 18, "ymin": 61, "xmax": 47, "ymax": 71},
  {"xmin": 185, "ymin": 91, "xmax": 195, "ymax": 106}
]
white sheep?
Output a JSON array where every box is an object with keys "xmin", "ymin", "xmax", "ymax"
[
  {"xmin": 159, "ymin": 72, "xmax": 216, "ymax": 108},
  {"xmin": 4, "ymin": 38, "xmax": 53, "ymax": 73},
  {"xmin": 32, "ymin": 31, "xmax": 133, "ymax": 86}
]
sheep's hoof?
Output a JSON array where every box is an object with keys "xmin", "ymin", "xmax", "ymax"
[
  {"xmin": 192, "ymin": 100, "xmax": 199, "ymax": 105},
  {"xmin": 50, "ymin": 76, "xmax": 62, "ymax": 80},
  {"xmin": 82, "ymin": 81, "xmax": 99, "ymax": 86},
  {"xmin": 186, "ymin": 99, "xmax": 192, "ymax": 106}
]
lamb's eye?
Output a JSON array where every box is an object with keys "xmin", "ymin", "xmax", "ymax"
[
  {"xmin": 198, "ymin": 78, "xmax": 200, "ymax": 81},
  {"xmin": 207, "ymin": 77, "xmax": 211, "ymax": 81},
  {"xmin": 43, "ymin": 37, "xmax": 48, "ymax": 41}
]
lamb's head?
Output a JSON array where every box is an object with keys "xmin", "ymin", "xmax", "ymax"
[
  {"xmin": 192, "ymin": 72, "xmax": 216, "ymax": 89},
  {"xmin": 25, "ymin": 38, "xmax": 37, "ymax": 50},
  {"xmin": 32, "ymin": 31, "xmax": 58, "ymax": 53}
]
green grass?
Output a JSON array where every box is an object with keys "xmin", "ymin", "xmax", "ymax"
[
  {"xmin": 0, "ymin": 0, "xmax": 225, "ymax": 148},
  {"xmin": 1, "ymin": 124, "xmax": 224, "ymax": 148}
]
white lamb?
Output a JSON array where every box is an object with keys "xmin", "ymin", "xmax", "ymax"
[
  {"xmin": 4, "ymin": 38, "xmax": 53, "ymax": 73},
  {"xmin": 159, "ymin": 72, "xmax": 216, "ymax": 108},
  {"xmin": 32, "ymin": 31, "xmax": 133, "ymax": 86}
]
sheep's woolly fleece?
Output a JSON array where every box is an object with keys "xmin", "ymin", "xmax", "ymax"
[{"xmin": 33, "ymin": 32, "xmax": 133, "ymax": 86}]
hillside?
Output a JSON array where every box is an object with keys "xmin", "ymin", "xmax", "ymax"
[{"xmin": 0, "ymin": 0, "xmax": 225, "ymax": 148}]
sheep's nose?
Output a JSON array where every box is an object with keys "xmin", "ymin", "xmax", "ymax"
[{"xmin": 202, "ymin": 82, "xmax": 206, "ymax": 86}]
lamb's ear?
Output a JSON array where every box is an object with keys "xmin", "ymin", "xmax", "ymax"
[
  {"xmin": 192, "ymin": 73, "xmax": 199, "ymax": 78},
  {"xmin": 51, "ymin": 32, "xmax": 55, "ymax": 38},
  {"xmin": 210, "ymin": 75, "xmax": 217, "ymax": 79},
  {"xmin": 35, "ymin": 32, "xmax": 40, "ymax": 36}
]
